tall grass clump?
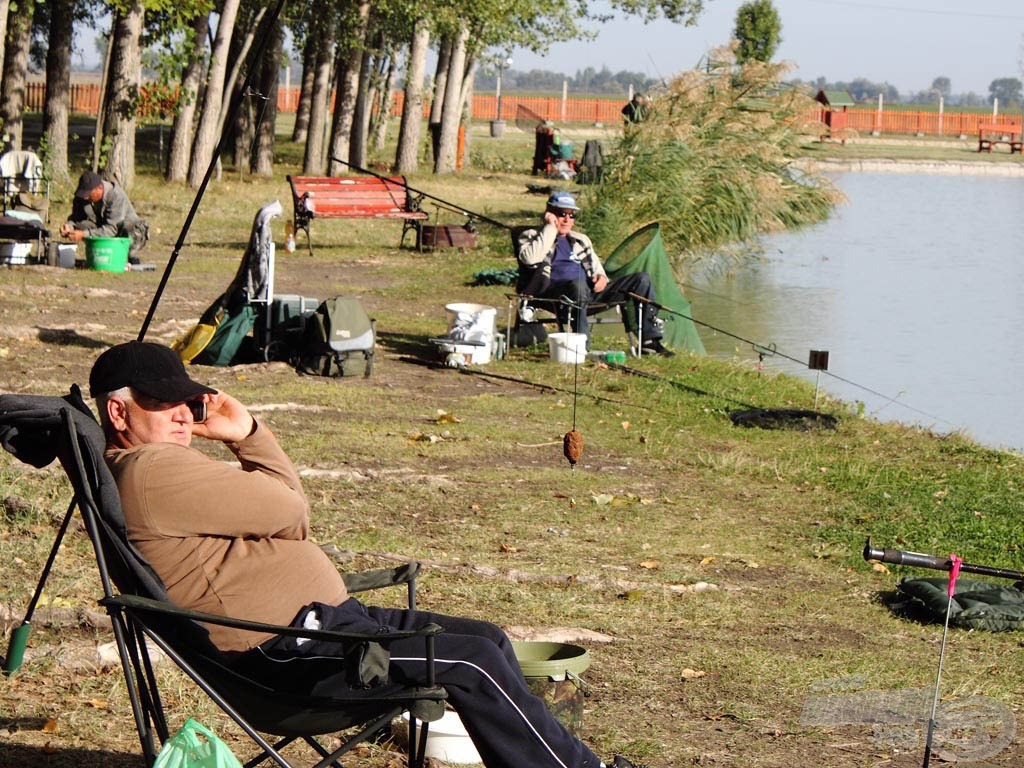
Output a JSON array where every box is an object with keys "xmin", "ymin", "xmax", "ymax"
[{"xmin": 580, "ymin": 45, "xmax": 844, "ymax": 260}]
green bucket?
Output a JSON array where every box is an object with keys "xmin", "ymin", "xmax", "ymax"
[
  {"xmin": 85, "ymin": 236, "xmax": 130, "ymax": 272},
  {"xmin": 513, "ymin": 641, "xmax": 591, "ymax": 736}
]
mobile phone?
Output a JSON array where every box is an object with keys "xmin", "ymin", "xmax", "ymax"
[{"xmin": 187, "ymin": 400, "xmax": 207, "ymax": 423}]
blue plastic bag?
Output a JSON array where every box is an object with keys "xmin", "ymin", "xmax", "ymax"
[{"xmin": 153, "ymin": 718, "xmax": 243, "ymax": 768}]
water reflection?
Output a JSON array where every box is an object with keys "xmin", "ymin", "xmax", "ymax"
[{"xmin": 689, "ymin": 172, "xmax": 1024, "ymax": 453}]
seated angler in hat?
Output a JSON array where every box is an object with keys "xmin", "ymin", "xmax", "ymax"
[
  {"xmin": 60, "ymin": 171, "xmax": 149, "ymax": 266},
  {"xmin": 517, "ymin": 192, "xmax": 673, "ymax": 356}
]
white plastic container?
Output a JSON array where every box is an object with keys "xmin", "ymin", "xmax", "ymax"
[
  {"xmin": 0, "ymin": 241, "xmax": 32, "ymax": 265},
  {"xmin": 443, "ymin": 302, "xmax": 497, "ymax": 365},
  {"xmin": 401, "ymin": 710, "xmax": 481, "ymax": 764},
  {"xmin": 548, "ymin": 332, "xmax": 588, "ymax": 364}
]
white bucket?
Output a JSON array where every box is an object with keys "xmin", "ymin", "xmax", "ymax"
[
  {"xmin": 444, "ymin": 302, "xmax": 497, "ymax": 365},
  {"xmin": 548, "ymin": 332, "xmax": 588, "ymax": 364},
  {"xmin": 401, "ymin": 710, "xmax": 481, "ymax": 764},
  {"xmin": 0, "ymin": 241, "xmax": 32, "ymax": 265}
]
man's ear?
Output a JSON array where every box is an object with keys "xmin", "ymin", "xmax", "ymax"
[{"xmin": 106, "ymin": 397, "xmax": 129, "ymax": 432}]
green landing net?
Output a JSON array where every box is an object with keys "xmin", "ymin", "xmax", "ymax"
[{"xmin": 603, "ymin": 223, "xmax": 705, "ymax": 355}]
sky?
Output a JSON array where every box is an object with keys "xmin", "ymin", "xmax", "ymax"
[{"xmin": 508, "ymin": 0, "xmax": 1024, "ymax": 97}]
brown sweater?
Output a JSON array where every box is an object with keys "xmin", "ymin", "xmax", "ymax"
[{"xmin": 105, "ymin": 421, "xmax": 348, "ymax": 652}]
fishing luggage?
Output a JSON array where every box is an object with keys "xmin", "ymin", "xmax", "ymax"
[{"xmin": 297, "ymin": 296, "xmax": 375, "ymax": 378}]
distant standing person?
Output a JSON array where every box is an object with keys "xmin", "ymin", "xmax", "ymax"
[
  {"xmin": 60, "ymin": 171, "xmax": 149, "ymax": 266},
  {"xmin": 621, "ymin": 94, "xmax": 649, "ymax": 124}
]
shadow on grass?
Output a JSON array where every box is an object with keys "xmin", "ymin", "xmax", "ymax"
[
  {"xmin": 36, "ymin": 328, "xmax": 110, "ymax": 350},
  {"xmin": 0, "ymin": 743, "xmax": 141, "ymax": 768},
  {"xmin": 376, "ymin": 331, "xmax": 436, "ymax": 361}
]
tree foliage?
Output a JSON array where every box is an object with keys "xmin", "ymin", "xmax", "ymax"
[
  {"xmin": 580, "ymin": 45, "xmax": 842, "ymax": 261},
  {"xmin": 988, "ymin": 77, "xmax": 1023, "ymax": 107},
  {"xmin": 733, "ymin": 0, "xmax": 781, "ymax": 64}
]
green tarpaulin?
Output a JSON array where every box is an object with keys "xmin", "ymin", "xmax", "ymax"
[{"xmin": 603, "ymin": 223, "xmax": 705, "ymax": 354}]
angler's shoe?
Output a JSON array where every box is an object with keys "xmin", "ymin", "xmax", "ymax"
[{"xmin": 641, "ymin": 338, "xmax": 675, "ymax": 357}]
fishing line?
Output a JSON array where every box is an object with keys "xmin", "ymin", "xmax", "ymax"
[{"xmin": 628, "ymin": 293, "xmax": 954, "ymax": 428}]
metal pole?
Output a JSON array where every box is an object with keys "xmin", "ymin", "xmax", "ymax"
[{"xmin": 922, "ymin": 555, "xmax": 962, "ymax": 768}]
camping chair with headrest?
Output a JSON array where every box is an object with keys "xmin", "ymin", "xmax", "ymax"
[
  {"xmin": 0, "ymin": 149, "xmax": 49, "ymax": 223},
  {"xmin": 0, "ymin": 389, "xmax": 447, "ymax": 768},
  {"xmin": 505, "ymin": 225, "xmax": 631, "ymax": 351}
]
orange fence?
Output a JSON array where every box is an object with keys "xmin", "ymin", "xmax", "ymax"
[{"xmin": 28, "ymin": 82, "xmax": 1024, "ymax": 138}]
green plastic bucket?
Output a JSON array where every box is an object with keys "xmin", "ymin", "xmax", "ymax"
[
  {"xmin": 85, "ymin": 236, "xmax": 130, "ymax": 272},
  {"xmin": 513, "ymin": 641, "xmax": 591, "ymax": 736}
]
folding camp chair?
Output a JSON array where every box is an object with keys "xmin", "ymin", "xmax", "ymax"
[
  {"xmin": 0, "ymin": 149, "xmax": 49, "ymax": 222},
  {"xmin": 506, "ymin": 225, "xmax": 632, "ymax": 350},
  {"xmin": 0, "ymin": 389, "xmax": 447, "ymax": 768}
]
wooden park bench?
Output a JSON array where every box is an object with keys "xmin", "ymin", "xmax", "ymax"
[
  {"xmin": 978, "ymin": 123, "xmax": 1023, "ymax": 154},
  {"xmin": 286, "ymin": 174, "xmax": 428, "ymax": 254}
]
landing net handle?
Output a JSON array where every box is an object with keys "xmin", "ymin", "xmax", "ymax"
[{"xmin": 863, "ymin": 538, "xmax": 1024, "ymax": 582}]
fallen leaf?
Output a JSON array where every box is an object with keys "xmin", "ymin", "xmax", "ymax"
[
  {"xmin": 499, "ymin": 543, "xmax": 518, "ymax": 553},
  {"xmin": 699, "ymin": 556, "xmax": 716, "ymax": 566},
  {"xmin": 87, "ymin": 699, "xmax": 108, "ymax": 709},
  {"xmin": 640, "ymin": 559, "xmax": 660, "ymax": 570},
  {"xmin": 591, "ymin": 493, "xmax": 614, "ymax": 506},
  {"xmin": 621, "ymin": 421, "xmax": 630, "ymax": 430},
  {"xmin": 871, "ymin": 562, "xmax": 890, "ymax": 573},
  {"xmin": 42, "ymin": 719, "xmax": 59, "ymax": 733},
  {"xmin": 435, "ymin": 410, "xmax": 461, "ymax": 424},
  {"xmin": 681, "ymin": 668, "xmax": 706, "ymax": 680}
]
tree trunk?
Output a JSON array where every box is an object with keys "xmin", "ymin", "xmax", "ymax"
[
  {"xmin": 371, "ymin": 50, "xmax": 397, "ymax": 152},
  {"xmin": 253, "ymin": 21, "xmax": 283, "ymax": 177},
  {"xmin": 327, "ymin": 0, "xmax": 369, "ymax": 175},
  {"xmin": 0, "ymin": 0, "xmax": 35, "ymax": 151},
  {"xmin": 434, "ymin": 25, "xmax": 469, "ymax": 175},
  {"xmin": 429, "ymin": 37, "xmax": 451, "ymax": 126},
  {"xmin": 394, "ymin": 21, "xmax": 429, "ymax": 174},
  {"xmin": 0, "ymin": 0, "xmax": 12, "ymax": 93},
  {"xmin": 187, "ymin": 0, "xmax": 241, "ymax": 188},
  {"xmin": 302, "ymin": 13, "xmax": 336, "ymax": 175},
  {"xmin": 102, "ymin": 2, "xmax": 145, "ymax": 189},
  {"xmin": 166, "ymin": 12, "xmax": 210, "ymax": 182},
  {"xmin": 292, "ymin": 34, "xmax": 316, "ymax": 143},
  {"xmin": 43, "ymin": 0, "xmax": 74, "ymax": 182},
  {"xmin": 348, "ymin": 45, "xmax": 374, "ymax": 169}
]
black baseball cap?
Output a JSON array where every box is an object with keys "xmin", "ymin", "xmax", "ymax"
[
  {"xmin": 74, "ymin": 171, "xmax": 103, "ymax": 199},
  {"xmin": 90, "ymin": 341, "xmax": 216, "ymax": 402}
]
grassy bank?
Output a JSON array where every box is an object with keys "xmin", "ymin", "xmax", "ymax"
[{"xmin": 0, "ymin": 123, "xmax": 1022, "ymax": 768}]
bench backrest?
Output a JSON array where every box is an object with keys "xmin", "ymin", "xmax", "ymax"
[
  {"xmin": 979, "ymin": 123, "xmax": 1021, "ymax": 135},
  {"xmin": 289, "ymin": 175, "xmax": 417, "ymax": 217}
]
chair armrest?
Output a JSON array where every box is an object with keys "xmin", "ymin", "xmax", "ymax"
[
  {"xmin": 343, "ymin": 562, "xmax": 422, "ymax": 593},
  {"xmin": 101, "ymin": 593, "xmax": 442, "ymax": 643}
]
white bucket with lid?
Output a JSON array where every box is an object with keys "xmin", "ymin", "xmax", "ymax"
[
  {"xmin": 444, "ymin": 302, "xmax": 497, "ymax": 364},
  {"xmin": 548, "ymin": 332, "xmax": 587, "ymax": 364}
]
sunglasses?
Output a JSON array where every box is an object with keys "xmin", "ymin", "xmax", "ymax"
[{"xmin": 551, "ymin": 208, "xmax": 577, "ymax": 219}]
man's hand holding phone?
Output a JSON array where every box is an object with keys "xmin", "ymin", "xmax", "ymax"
[{"xmin": 189, "ymin": 392, "xmax": 255, "ymax": 443}]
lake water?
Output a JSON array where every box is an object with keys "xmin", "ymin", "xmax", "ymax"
[{"xmin": 687, "ymin": 172, "xmax": 1024, "ymax": 453}]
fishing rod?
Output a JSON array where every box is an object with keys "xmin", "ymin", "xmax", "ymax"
[
  {"xmin": 138, "ymin": 0, "xmax": 290, "ymax": 341},
  {"xmin": 329, "ymin": 156, "xmax": 512, "ymax": 231},
  {"xmin": 863, "ymin": 539, "xmax": 1024, "ymax": 582},
  {"xmin": 627, "ymin": 292, "xmax": 952, "ymax": 427}
]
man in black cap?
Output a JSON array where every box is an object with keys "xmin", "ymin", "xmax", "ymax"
[
  {"xmin": 90, "ymin": 340, "xmax": 645, "ymax": 768},
  {"xmin": 60, "ymin": 171, "xmax": 149, "ymax": 266}
]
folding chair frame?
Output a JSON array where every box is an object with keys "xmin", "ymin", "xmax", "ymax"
[{"xmin": 0, "ymin": 394, "xmax": 447, "ymax": 768}]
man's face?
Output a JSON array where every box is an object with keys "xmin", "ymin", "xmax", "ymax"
[
  {"xmin": 550, "ymin": 206, "xmax": 577, "ymax": 235},
  {"xmin": 87, "ymin": 184, "xmax": 104, "ymax": 203},
  {"xmin": 107, "ymin": 392, "xmax": 196, "ymax": 448}
]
